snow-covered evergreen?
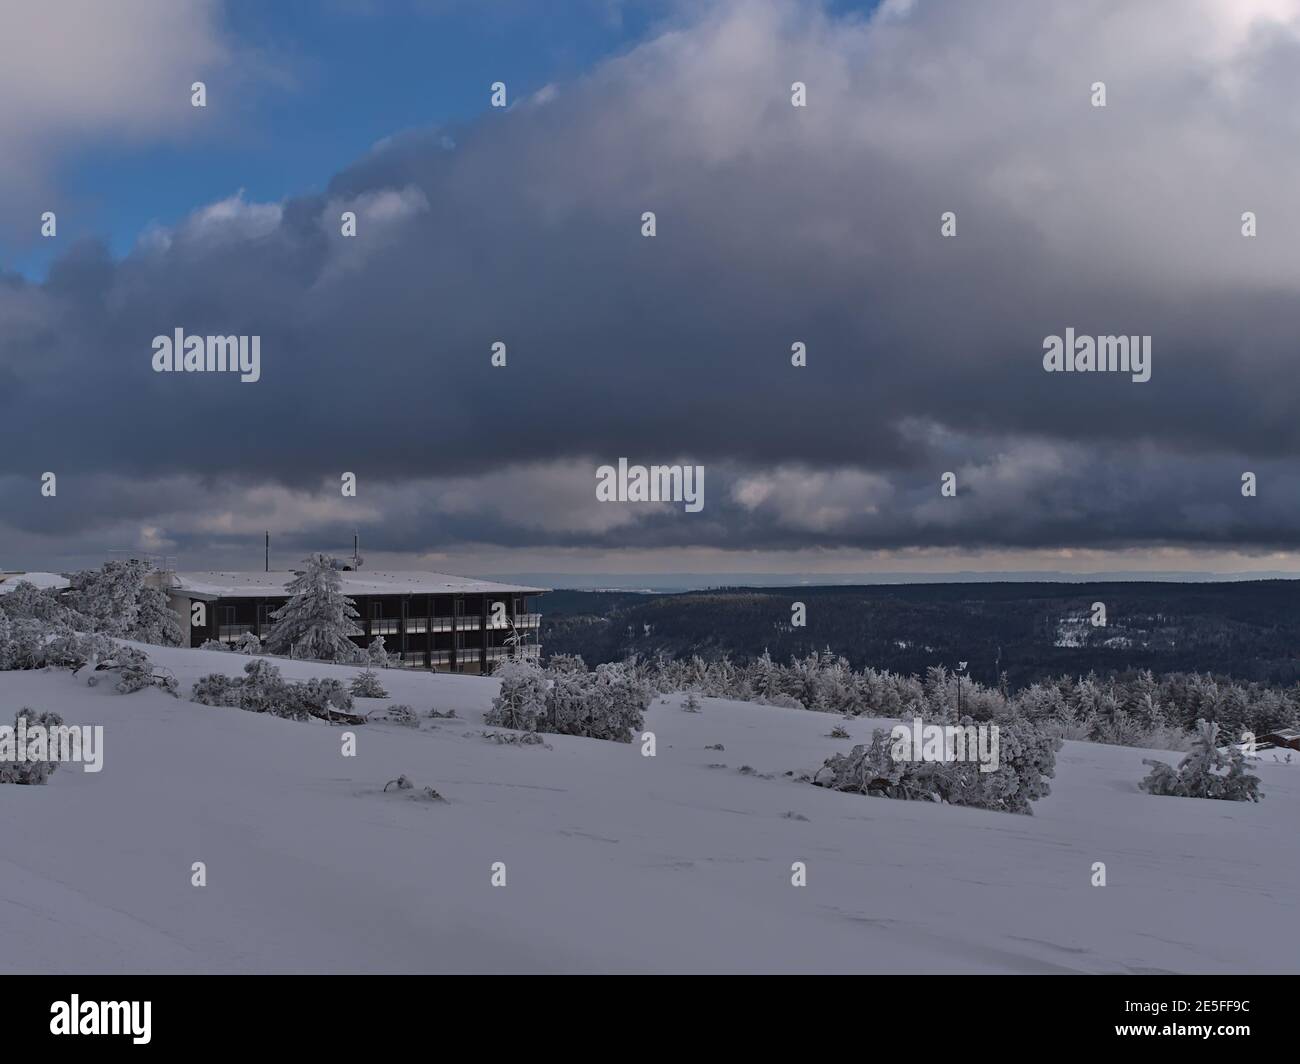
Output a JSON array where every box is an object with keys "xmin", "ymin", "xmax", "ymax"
[
  {"xmin": 350, "ymin": 669, "xmax": 389, "ymax": 698},
  {"xmin": 1140, "ymin": 719, "xmax": 1263, "ymax": 802},
  {"xmin": 364, "ymin": 636, "xmax": 393, "ymax": 667},
  {"xmin": 813, "ymin": 719, "xmax": 1061, "ymax": 816},
  {"xmin": 486, "ymin": 660, "xmax": 649, "ymax": 743},
  {"xmin": 263, "ymin": 554, "xmax": 362, "ymax": 662},
  {"xmin": 0, "ymin": 709, "xmax": 65, "ymax": 785},
  {"xmin": 485, "ymin": 661, "xmax": 549, "ymax": 732},
  {"xmin": 68, "ymin": 560, "xmax": 182, "ymax": 646},
  {"xmin": 192, "ymin": 660, "xmax": 354, "ymax": 722}
]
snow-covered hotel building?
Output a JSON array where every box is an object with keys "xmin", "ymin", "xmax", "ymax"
[{"xmin": 164, "ymin": 571, "xmax": 547, "ymax": 673}]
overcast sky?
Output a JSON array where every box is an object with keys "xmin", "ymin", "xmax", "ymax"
[{"xmin": 4, "ymin": 0, "xmax": 1300, "ymax": 581}]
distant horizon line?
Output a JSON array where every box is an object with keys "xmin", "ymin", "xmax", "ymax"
[{"xmin": 488, "ymin": 569, "xmax": 1300, "ymax": 591}]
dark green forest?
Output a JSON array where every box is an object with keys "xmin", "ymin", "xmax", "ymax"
[{"xmin": 539, "ymin": 581, "xmax": 1300, "ymax": 691}]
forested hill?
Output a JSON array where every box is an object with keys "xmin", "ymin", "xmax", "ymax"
[{"xmin": 539, "ymin": 581, "xmax": 1300, "ymax": 690}]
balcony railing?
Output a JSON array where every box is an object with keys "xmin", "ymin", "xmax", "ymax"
[
  {"xmin": 484, "ymin": 645, "xmax": 542, "ymax": 662},
  {"xmin": 354, "ymin": 615, "xmax": 534, "ymax": 636},
  {"xmin": 482, "ymin": 613, "xmax": 542, "ymax": 631}
]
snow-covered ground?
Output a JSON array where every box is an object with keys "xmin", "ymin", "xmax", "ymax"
[{"xmin": 2, "ymin": 642, "xmax": 1296, "ymax": 973}]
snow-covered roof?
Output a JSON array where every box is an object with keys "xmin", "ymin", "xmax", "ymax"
[
  {"xmin": 0, "ymin": 571, "xmax": 70, "ymax": 594},
  {"xmin": 168, "ymin": 570, "xmax": 548, "ymax": 599}
]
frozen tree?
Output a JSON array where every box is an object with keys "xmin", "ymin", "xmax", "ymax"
[
  {"xmin": 0, "ymin": 709, "xmax": 65, "ymax": 785},
  {"xmin": 682, "ymin": 692, "xmax": 702, "ymax": 713},
  {"xmin": 350, "ymin": 669, "xmax": 389, "ymax": 698},
  {"xmin": 0, "ymin": 609, "xmax": 12, "ymax": 670},
  {"xmin": 263, "ymin": 554, "xmax": 362, "ymax": 662},
  {"xmin": 1140, "ymin": 719, "xmax": 1262, "ymax": 802},
  {"xmin": 133, "ymin": 585, "xmax": 184, "ymax": 646},
  {"xmin": 68, "ymin": 560, "xmax": 182, "ymax": 645},
  {"xmin": 486, "ymin": 661, "xmax": 549, "ymax": 732},
  {"xmin": 0, "ymin": 580, "xmax": 73, "ymax": 625},
  {"xmin": 234, "ymin": 630, "xmax": 263, "ymax": 655},
  {"xmin": 546, "ymin": 653, "xmax": 587, "ymax": 674},
  {"xmin": 106, "ymin": 646, "xmax": 179, "ymax": 697},
  {"xmin": 583, "ymin": 662, "xmax": 651, "ymax": 742},
  {"xmin": 365, "ymin": 636, "xmax": 393, "ymax": 667},
  {"xmin": 813, "ymin": 720, "xmax": 1060, "ymax": 815},
  {"xmin": 382, "ymin": 704, "xmax": 419, "ymax": 727},
  {"xmin": 192, "ymin": 661, "xmax": 352, "ymax": 722},
  {"xmin": 295, "ymin": 678, "xmax": 355, "ymax": 721}
]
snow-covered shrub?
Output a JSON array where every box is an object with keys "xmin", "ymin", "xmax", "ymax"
[
  {"xmin": 192, "ymin": 672, "xmax": 240, "ymax": 707},
  {"xmin": 486, "ymin": 661, "xmax": 548, "ymax": 732},
  {"xmin": 383, "ymin": 704, "xmax": 419, "ymax": 727},
  {"xmin": 682, "ymin": 692, "xmax": 702, "ymax": 713},
  {"xmin": 106, "ymin": 645, "xmax": 178, "ymax": 696},
  {"xmin": 234, "ymin": 630, "xmax": 263, "ymax": 655},
  {"xmin": 427, "ymin": 707, "xmax": 457, "ymax": 719},
  {"xmin": 350, "ymin": 669, "xmax": 389, "ymax": 698},
  {"xmin": 813, "ymin": 720, "xmax": 1060, "ymax": 815},
  {"xmin": 234, "ymin": 659, "xmax": 287, "ymax": 713},
  {"xmin": 292, "ymin": 678, "xmax": 354, "ymax": 721},
  {"xmin": 481, "ymin": 730, "xmax": 549, "ymax": 747},
  {"xmin": 828, "ymin": 723, "xmax": 851, "ymax": 739},
  {"xmin": 0, "ymin": 709, "xmax": 65, "ymax": 785},
  {"xmin": 756, "ymin": 693, "xmax": 805, "ymax": 710},
  {"xmin": 44, "ymin": 629, "xmax": 116, "ymax": 672},
  {"xmin": 263, "ymin": 554, "xmax": 362, "ymax": 662},
  {"xmin": 531, "ymin": 663, "xmax": 648, "ymax": 742},
  {"xmin": 1140, "ymin": 719, "xmax": 1262, "ymax": 802},
  {"xmin": 364, "ymin": 636, "xmax": 393, "ymax": 667},
  {"xmin": 546, "ymin": 653, "xmax": 587, "ymax": 674},
  {"xmin": 199, "ymin": 638, "xmax": 231, "ymax": 652},
  {"xmin": 192, "ymin": 662, "xmax": 352, "ymax": 721}
]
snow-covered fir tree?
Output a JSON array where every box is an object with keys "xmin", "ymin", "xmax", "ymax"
[
  {"xmin": 1140, "ymin": 719, "xmax": 1262, "ymax": 802},
  {"xmin": 350, "ymin": 668, "xmax": 388, "ymax": 698},
  {"xmin": 68, "ymin": 559, "xmax": 182, "ymax": 645},
  {"xmin": 263, "ymin": 554, "xmax": 362, "ymax": 662},
  {"xmin": 364, "ymin": 635, "xmax": 392, "ymax": 667}
]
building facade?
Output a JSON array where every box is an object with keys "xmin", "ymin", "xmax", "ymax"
[{"xmin": 165, "ymin": 571, "xmax": 546, "ymax": 673}]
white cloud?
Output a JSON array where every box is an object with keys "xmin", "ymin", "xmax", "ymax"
[{"xmin": 0, "ymin": 0, "xmax": 236, "ymax": 229}]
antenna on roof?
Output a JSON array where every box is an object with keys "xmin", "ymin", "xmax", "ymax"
[
  {"xmin": 265, "ymin": 531, "xmax": 270, "ymax": 573},
  {"xmin": 354, "ymin": 533, "xmax": 362, "ymax": 569}
]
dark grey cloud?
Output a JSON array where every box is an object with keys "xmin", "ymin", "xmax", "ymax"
[{"xmin": 5, "ymin": 0, "xmax": 1300, "ymax": 565}]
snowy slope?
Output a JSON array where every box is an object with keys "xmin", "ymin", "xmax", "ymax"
[{"xmin": 2, "ymin": 642, "xmax": 1297, "ymax": 974}]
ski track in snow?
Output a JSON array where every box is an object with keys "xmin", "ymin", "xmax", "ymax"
[{"xmin": 1, "ymin": 641, "xmax": 1297, "ymax": 973}]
